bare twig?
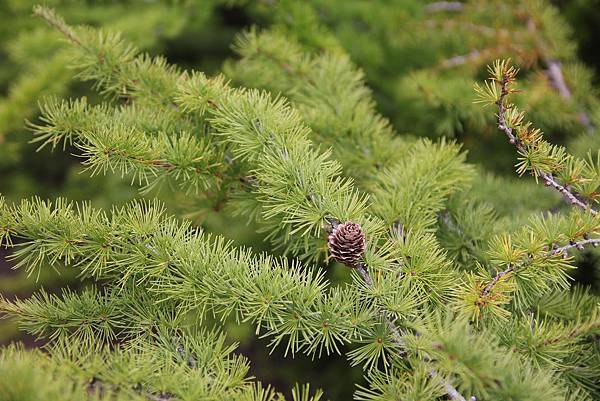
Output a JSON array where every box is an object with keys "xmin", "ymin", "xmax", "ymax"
[
  {"xmin": 482, "ymin": 237, "xmax": 600, "ymax": 297},
  {"xmin": 495, "ymin": 74, "xmax": 598, "ymax": 216}
]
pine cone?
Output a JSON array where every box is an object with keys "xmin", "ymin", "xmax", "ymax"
[{"xmin": 327, "ymin": 221, "xmax": 365, "ymax": 267}]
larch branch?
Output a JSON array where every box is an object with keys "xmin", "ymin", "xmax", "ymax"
[
  {"xmin": 482, "ymin": 237, "xmax": 600, "ymax": 297},
  {"xmin": 356, "ymin": 263, "xmax": 473, "ymax": 401},
  {"xmin": 495, "ymin": 74, "xmax": 597, "ymax": 216}
]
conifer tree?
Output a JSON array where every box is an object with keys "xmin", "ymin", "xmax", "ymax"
[{"xmin": 1, "ymin": 3, "xmax": 600, "ymax": 401}]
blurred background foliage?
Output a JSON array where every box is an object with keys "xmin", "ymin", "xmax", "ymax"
[{"xmin": 1, "ymin": 0, "xmax": 599, "ymax": 399}]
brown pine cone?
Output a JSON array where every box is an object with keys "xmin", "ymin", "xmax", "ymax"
[{"xmin": 327, "ymin": 221, "xmax": 365, "ymax": 267}]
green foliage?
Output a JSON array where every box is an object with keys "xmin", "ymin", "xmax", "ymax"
[{"xmin": 1, "ymin": 2, "xmax": 600, "ymax": 401}]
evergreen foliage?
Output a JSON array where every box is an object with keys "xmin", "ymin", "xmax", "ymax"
[{"xmin": 1, "ymin": 2, "xmax": 600, "ymax": 401}]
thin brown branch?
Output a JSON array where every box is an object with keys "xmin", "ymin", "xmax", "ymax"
[
  {"xmin": 482, "ymin": 237, "xmax": 600, "ymax": 297},
  {"xmin": 495, "ymin": 74, "xmax": 598, "ymax": 216}
]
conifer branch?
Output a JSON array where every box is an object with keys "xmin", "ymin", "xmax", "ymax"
[
  {"xmin": 229, "ymin": 30, "xmax": 408, "ymax": 189},
  {"xmin": 538, "ymin": 320, "xmax": 600, "ymax": 348},
  {"xmin": 34, "ymin": 6, "xmax": 182, "ymax": 110},
  {"xmin": 4, "ymin": 8, "xmax": 594, "ymax": 398},
  {"xmin": 356, "ymin": 263, "xmax": 404, "ymax": 348},
  {"xmin": 0, "ymin": 197, "xmax": 571, "ymax": 399},
  {"xmin": 230, "ymin": 32, "xmax": 474, "ymax": 246},
  {"xmin": 430, "ymin": 4, "xmax": 595, "ymax": 134},
  {"xmin": 32, "ymin": 6, "xmax": 82, "ymax": 47},
  {"xmin": 482, "ymin": 237, "xmax": 600, "ymax": 297},
  {"xmin": 29, "ymin": 99, "xmax": 225, "ymax": 194},
  {"xmin": 327, "ymin": 220, "xmax": 474, "ymax": 399},
  {"xmin": 492, "ymin": 64, "xmax": 598, "ymax": 216},
  {"xmin": 356, "ymin": 263, "xmax": 471, "ymax": 401},
  {"xmin": 29, "ymin": 14, "xmax": 458, "ymax": 361},
  {"xmin": 0, "ymin": 198, "xmax": 372, "ymax": 357}
]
